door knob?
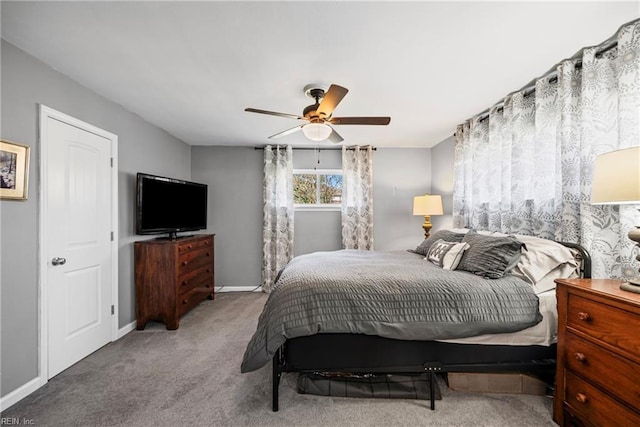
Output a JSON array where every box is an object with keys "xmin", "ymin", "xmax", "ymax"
[{"xmin": 51, "ymin": 257, "xmax": 67, "ymax": 266}]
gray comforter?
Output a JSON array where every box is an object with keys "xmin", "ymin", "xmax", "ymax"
[{"xmin": 241, "ymin": 250, "xmax": 542, "ymax": 372}]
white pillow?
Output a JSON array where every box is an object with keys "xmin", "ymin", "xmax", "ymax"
[
  {"xmin": 426, "ymin": 239, "xmax": 470, "ymax": 270},
  {"xmin": 450, "ymin": 228, "xmax": 501, "ymax": 236},
  {"xmin": 450, "ymin": 228, "xmax": 471, "ymax": 234},
  {"xmin": 510, "ymin": 234, "xmax": 579, "ymax": 291},
  {"xmin": 530, "ymin": 262, "xmax": 580, "ymax": 294}
]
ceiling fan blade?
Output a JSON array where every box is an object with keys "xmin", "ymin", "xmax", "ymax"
[
  {"xmin": 317, "ymin": 84, "xmax": 349, "ymax": 118},
  {"xmin": 245, "ymin": 108, "xmax": 307, "ymax": 121},
  {"xmin": 330, "ymin": 117, "xmax": 391, "ymax": 125},
  {"xmin": 328, "ymin": 127, "xmax": 344, "ymax": 144},
  {"xmin": 268, "ymin": 125, "xmax": 304, "ymax": 139}
]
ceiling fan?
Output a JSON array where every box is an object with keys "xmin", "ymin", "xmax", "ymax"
[{"xmin": 245, "ymin": 84, "xmax": 391, "ymax": 143}]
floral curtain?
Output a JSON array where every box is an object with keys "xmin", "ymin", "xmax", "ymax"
[
  {"xmin": 342, "ymin": 145, "xmax": 374, "ymax": 250},
  {"xmin": 262, "ymin": 145, "xmax": 294, "ymax": 292},
  {"xmin": 453, "ymin": 20, "xmax": 640, "ymax": 279}
]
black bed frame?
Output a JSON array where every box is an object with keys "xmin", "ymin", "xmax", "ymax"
[{"xmin": 271, "ymin": 242, "xmax": 591, "ymax": 412}]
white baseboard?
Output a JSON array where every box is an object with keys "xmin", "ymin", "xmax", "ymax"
[
  {"xmin": 215, "ymin": 286, "xmax": 262, "ymax": 293},
  {"xmin": 117, "ymin": 321, "xmax": 136, "ymax": 339},
  {"xmin": 0, "ymin": 376, "xmax": 42, "ymax": 412}
]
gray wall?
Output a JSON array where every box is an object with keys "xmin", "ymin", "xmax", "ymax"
[
  {"xmin": 190, "ymin": 147, "xmax": 263, "ymax": 288},
  {"xmin": 374, "ymin": 148, "xmax": 432, "ymax": 251},
  {"xmin": 294, "ymin": 211, "xmax": 342, "ymax": 255},
  {"xmin": 1, "ymin": 40, "xmax": 191, "ymax": 397},
  {"xmin": 430, "ymin": 135, "xmax": 456, "ymax": 231}
]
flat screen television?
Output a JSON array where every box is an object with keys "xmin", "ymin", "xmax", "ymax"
[{"xmin": 136, "ymin": 172, "xmax": 208, "ymax": 239}]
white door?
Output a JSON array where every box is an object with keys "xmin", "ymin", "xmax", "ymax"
[{"xmin": 44, "ymin": 113, "xmax": 115, "ymax": 378}]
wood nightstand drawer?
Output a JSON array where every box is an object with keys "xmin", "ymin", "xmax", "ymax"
[
  {"xmin": 565, "ymin": 371, "xmax": 640, "ymax": 427},
  {"xmin": 567, "ymin": 293, "xmax": 640, "ymax": 357},
  {"xmin": 565, "ymin": 332, "xmax": 640, "ymax": 407},
  {"xmin": 555, "ymin": 279, "xmax": 640, "ymax": 426}
]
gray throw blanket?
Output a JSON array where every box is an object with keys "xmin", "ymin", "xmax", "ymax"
[{"xmin": 241, "ymin": 250, "xmax": 542, "ymax": 372}]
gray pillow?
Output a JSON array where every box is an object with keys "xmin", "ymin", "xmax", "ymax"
[
  {"xmin": 412, "ymin": 230, "xmax": 466, "ymax": 256},
  {"xmin": 457, "ymin": 231, "xmax": 525, "ymax": 279}
]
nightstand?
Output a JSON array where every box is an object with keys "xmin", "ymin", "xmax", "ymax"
[{"xmin": 554, "ymin": 278, "xmax": 640, "ymax": 426}]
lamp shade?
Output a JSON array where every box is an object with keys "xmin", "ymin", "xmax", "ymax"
[
  {"xmin": 302, "ymin": 123, "xmax": 332, "ymax": 142},
  {"xmin": 413, "ymin": 194, "xmax": 444, "ymax": 215},
  {"xmin": 591, "ymin": 147, "xmax": 640, "ymax": 205}
]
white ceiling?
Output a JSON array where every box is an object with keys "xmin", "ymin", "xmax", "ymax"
[{"xmin": 2, "ymin": 1, "xmax": 638, "ymax": 148}]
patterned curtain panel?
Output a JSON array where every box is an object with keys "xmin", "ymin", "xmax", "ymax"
[
  {"xmin": 262, "ymin": 145, "xmax": 294, "ymax": 292},
  {"xmin": 453, "ymin": 20, "xmax": 640, "ymax": 279},
  {"xmin": 342, "ymin": 145, "xmax": 374, "ymax": 250}
]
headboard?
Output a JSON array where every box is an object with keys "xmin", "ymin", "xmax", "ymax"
[{"xmin": 559, "ymin": 242, "xmax": 592, "ymax": 279}]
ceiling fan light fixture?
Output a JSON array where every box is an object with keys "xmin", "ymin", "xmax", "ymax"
[
  {"xmin": 302, "ymin": 122, "xmax": 332, "ymax": 141},
  {"xmin": 245, "ymin": 83, "xmax": 390, "ymax": 142}
]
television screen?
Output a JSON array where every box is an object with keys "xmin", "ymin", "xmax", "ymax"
[{"xmin": 136, "ymin": 173, "xmax": 207, "ymax": 238}]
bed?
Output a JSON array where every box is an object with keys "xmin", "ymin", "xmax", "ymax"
[{"xmin": 241, "ymin": 230, "xmax": 591, "ymax": 411}]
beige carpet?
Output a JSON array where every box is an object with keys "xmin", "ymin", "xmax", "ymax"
[{"xmin": 2, "ymin": 292, "xmax": 555, "ymax": 426}]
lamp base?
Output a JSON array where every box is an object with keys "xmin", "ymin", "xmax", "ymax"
[
  {"xmin": 620, "ymin": 282, "xmax": 640, "ymax": 294},
  {"xmin": 422, "ymin": 215, "xmax": 433, "ymax": 239},
  {"xmin": 622, "ymin": 226, "xmax": 640, "ymax": 294}
]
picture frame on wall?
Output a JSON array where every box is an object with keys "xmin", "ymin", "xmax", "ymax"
[{"xmin": 1, "ymin": 139, "xmax": 30, "ymax": 201}]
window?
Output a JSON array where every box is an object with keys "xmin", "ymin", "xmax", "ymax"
[{"xmin": 293, "ymin": 169, "xmax": 343, "ymax": 209}]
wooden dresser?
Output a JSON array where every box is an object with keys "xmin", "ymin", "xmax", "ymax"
[
  {"xmin": 134, "ymin": 234, "xmax": 215, "ymax": 330},
  {"xmin": 554, "ymin": 278, "xmax": 640, "ymax": 426}
]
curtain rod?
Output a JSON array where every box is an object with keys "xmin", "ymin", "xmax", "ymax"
[
  {"xmin": 519, "ymin": 39, "xmax": 618, "ymax": 97},
  {"xmin": 473, "ymin": 20, "xmax": 630, "ymax": 124},
  {"xmin": 253, "ymin": 146, "xmax": 377, "ymax": 151}
]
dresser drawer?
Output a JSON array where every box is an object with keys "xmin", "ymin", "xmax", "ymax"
[
  {"xmin": 178, "ymin": 266, "xmax": 213, "ymax": 296},
  {"xmin": 177, "ymin": 246, "xmax": 213, "ymax": 275},
  {"xmin": 567, "ymin": 294, "xmax": 640, "ymax": 357},
  {"xmin": 178, "ymin": 287, "xmax": 213, "ymax": 317},
  {"xmin": 565, "ymin": 332, "xmax": 640, "ymax": 407},
  {"xmin": 177, "ymin": 237, "xmax": 212, "ymax": 254},
  {"xmin": 565, "ymin": 371, "xmax": 640, "ymax": 426}
]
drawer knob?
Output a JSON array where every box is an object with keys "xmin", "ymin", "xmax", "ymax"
[
  {"xmin": 575, "ymin": 393, "xmax": 588, "ymax": 404},
  {"xmin": 182, "ymin": 261, "xmax": 188, "ymax": 266},
  {"xmin": 206, "ymin": 252, "xmax": 211, "ymax": 256},
  {"xmin": 577, "ymin": 311, "xmax": 590, "ymax": 321},
  {"xmin": 181, "ymin": 280, "xmax": 188, "ymax": 287},
  {"xmin": 188, "ymin": 245, "xmax": 193, "ymax": 249},
  {"xmin": 182, "ymin": 299, "xmax": 188, "ymax": 305},
  {"xmin": 574, "ymin": 352, "xmax": 587, "ymax": 362},
  {"xmin": 206, "ymin": 284, "xmax": 211, "ymax": 288}
]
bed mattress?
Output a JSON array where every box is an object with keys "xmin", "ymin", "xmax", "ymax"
[{"xmin": 438, "ymin": 288, "xmax": 557, "ymax": 346}]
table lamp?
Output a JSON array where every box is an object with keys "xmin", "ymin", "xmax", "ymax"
[
  {"xmin": 591, "ymin": 146, "xmax": 640, "ymax": 290},
  {"xmin": 413, "ymin": 194, "xmax": 443, "ymax": 239}
]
